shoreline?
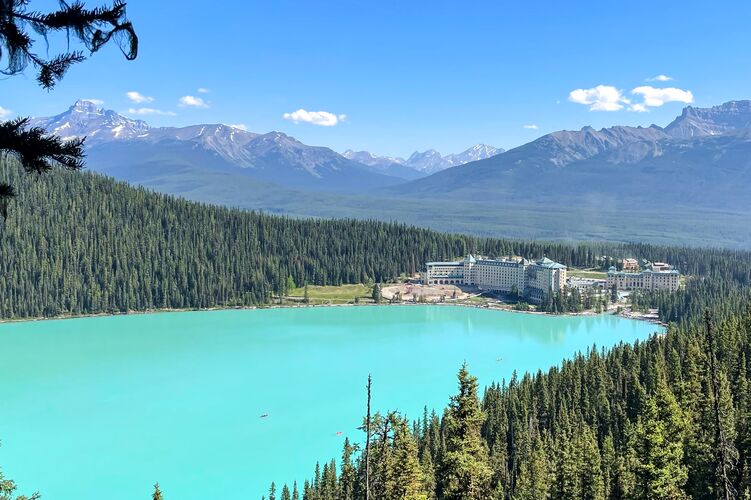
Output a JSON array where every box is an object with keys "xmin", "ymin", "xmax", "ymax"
[{"xmin": 0, "ymin": 300, "xmax": 668, "ymax": 328}]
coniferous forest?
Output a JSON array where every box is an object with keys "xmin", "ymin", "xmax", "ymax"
[
  {"xmin": 2, "ymin": 158, "xmax": 750, "ymax": 323},
  {"xmin": 278, "ymin": 307, "xmax": 751, "ymax": 500},
  {"xmin": 2, "ymin": 160, "xmax": 751, "ymax": 499}
]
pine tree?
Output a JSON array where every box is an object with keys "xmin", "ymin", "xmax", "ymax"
[
  {"xmin": 152, "ymin": 483, "xmax": 163, "ymax": 500},
  {"xmin": 440, "ymin": 364, "xmax": 492, "ymax": 499},
  {"xmin": 339, "ymin": 438, "xmax": 357, "ymax": 500},
  {"xmin": 390, "ymin": 416, "xmax": 427, "ymax": 499},
  {"xmin": 633, "ymin": 381, "xmax": 688, "ymax": 499},
  {"xmin": 579, "ymin": 424, "xmax": 605, "ymax": 500},
  {"xmin": 268, "ymin": 481, "xmax": 276, "ymax": 500},
  {"xmin": 514, "ymin": 432, "xmax": 552, "ymax": 499}
]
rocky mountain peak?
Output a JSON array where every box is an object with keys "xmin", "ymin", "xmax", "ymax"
[{"xmin": 666, "ymin": 100, "xmax": 751, "ymax": 139}]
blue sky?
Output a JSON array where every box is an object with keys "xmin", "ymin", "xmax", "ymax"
[{"xmin": 3, "ymin": 0, "xmax": 751, "ymax": 157}]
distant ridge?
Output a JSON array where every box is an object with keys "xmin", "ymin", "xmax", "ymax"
[{"xmin": 344, "ymin": 143, "xmax": 504, "ymax": 175}]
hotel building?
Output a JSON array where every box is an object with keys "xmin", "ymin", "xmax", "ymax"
[
  {"xmin": 606, "ymin": 266, "xmax": 680, "ymax": 292},
  {"xmin": 423, "ymin": 255, "xmax": 567, "ymax": 302}
]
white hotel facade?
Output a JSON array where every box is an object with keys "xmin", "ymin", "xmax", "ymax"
[
  {"xmin": 606, "ymin": 266, "xmax": 680, "ymax": 292},
  {"xmin": 423, "ymin": 255, "xmax": 567, "ymax": 302}
]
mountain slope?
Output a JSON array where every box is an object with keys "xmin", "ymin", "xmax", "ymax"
[{"xmin": 385, "ymin": 101, "xmax": 751, "ymax": 212}]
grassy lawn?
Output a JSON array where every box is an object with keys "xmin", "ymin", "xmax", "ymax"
[
  {"xmin": 460, "ymin": 296, "xmax": 490, "ymax": 305},
  {"xmin": 288, "ymin": 284, "xmax": 372, "ymax": 303},
  {"xmin": 568, "ymin": 269, "xmax": 608, "ymax": 279}
]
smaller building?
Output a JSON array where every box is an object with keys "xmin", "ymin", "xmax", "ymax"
[
  {"xmin": 620, "ymin": 258, "xmax": 639, "ymax": 271},
  {"xmin": 607, "ymin": 266, "xmax": 679, "ymax": 292},
  {"xmin": 651, "ymin": 262, "xmax": 673, "ymax": 272},
  {"xmin": 568, "ymin": 277, "xmax": 606, "ymax": 291}
]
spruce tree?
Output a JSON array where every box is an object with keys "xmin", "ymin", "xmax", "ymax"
[
  {"xmin": 440, "ymin": 364, "xmax": 492, "ymax": 499},
  {"xmin": 633, "ymin": 381, "xmax": 688, "ymax": 499},
  {"xmin": 514, "ymin": 432, "xmax": 552, "ymax": 499},
  {"xmin": 152, "ymin": 483, "xmax": 163, "ymax": 500},
  {"xmin": 390, "ymin": 416, "xmax": 426, "ymax": 500}
]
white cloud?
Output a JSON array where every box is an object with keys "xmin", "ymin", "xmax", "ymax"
[
  {"xmin": 568, "ymin": 85, "xmax": 628, "ymax": 111},
  {"xmin": 282, "ymin": 108, "xmax": 346, "ymax": 127},
  {"xmin": 178, "ymin": 95, "xmax": 209, "ymax": 108},
  {"xmin": 523, "ymin": 124, "xmax": 539, "ymax": 130},
  {"xmin": 127, "ymin": 107, "xmax": 176, "ymax": 116},
  {"xmin": 197, "ymin": 88, "xmax": 210, "ymax": 94},
  {"xmin": 631, "ymin": 86, "xmax": 693, "ymax": 108},
  {"xmin": 646, "ymin": 74, "xmax": 673, "ymax": 82},
  {"xmin": 229, "ymin": 123, "xmax": 248, "ymax": 131},
  {"xmin": 0, "ymin": 106, "xmax": 14, "ymax": 119},
  {"xmin": 570, "ymin": 83, "xmax": 694, "ymax": 112},
  {"xmin": 126, "ymin": 91, "xmax": 154, "ymax": 104},
  {"xmin": 82, "ymin": 98, "xmax": 104, "ymax": 105}
]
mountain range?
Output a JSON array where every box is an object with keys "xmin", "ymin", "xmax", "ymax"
[
  {"xmin": 29, "ymin": 101, "xmax": 500, "ymax": 193},
  {"xmin": 25, "ymin": 99, "xmax": 751, "ymax": 247},
  {"xmin": 386, "ymin": 100, "xmax": 751, "ymax": 212}
]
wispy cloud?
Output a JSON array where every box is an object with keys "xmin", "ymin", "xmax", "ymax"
[
  {"xmin": 197, "ymin": 88, "xmax": 210, "ymax": 94},
  {"xmin": 82, "ymin": 98, "xmax": 105, "ymax": 105},
  {"xmin": 523, "ymin": 124, "xmax": 539, "ymax": 130},
  {"xmin": 0, "ymin": 106, "xmax": 12, "ymax": 119},
  {"xmin": 229, "ymin": 123, "xmax": 248, "ymax": 131},
  {"xmin": 127, "ymin": 107, "xmax": 176, "ymax": 116},
  {"xmin": 126, "ymin": 91, "xmax": 154, "ymax": 104},
  {"xmin": 178, "ymin": 95, "xmax": 209, "ymax": 108},
  {"xmin": 283, "ymin": 108, "xmax": 346, "ymax": 126},
  {"xmin": 646, "ymin": 74, "xmax": 673, "ymax": 82},
  {"xmin": 631, "ymin": 86, "xmax": 693, "ymax": 108},
  {"xmin": 568, "ymin": 85, "xmax": 629, "ymax": 111}
]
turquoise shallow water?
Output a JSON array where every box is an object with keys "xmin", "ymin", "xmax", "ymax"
[{"xmin": 0, "ymin": 306, "xmax": 660, "ymax": 499}]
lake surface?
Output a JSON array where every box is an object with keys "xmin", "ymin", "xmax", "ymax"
[{"xmin": 0, "ymin": 306, "xmax": 660, "ymax": 499}]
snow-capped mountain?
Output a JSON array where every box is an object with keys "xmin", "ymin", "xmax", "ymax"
[
  {"xmin": 444, "ymin": 144, "xmax": 504, "ymax": 166},
  {"xmin": 29, "ymin": 100, "xmax": 150, "ymax": 145},
  {"xmin": 344, "ymin": 144, "xmax": 504, "ymax": 175},
  {"xmin": 342, "ymin": 150, "xmax": 406, "ymax": 168}
]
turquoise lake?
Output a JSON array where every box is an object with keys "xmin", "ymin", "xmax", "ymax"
[{"xmin": 0, "ymin": 306, "xmax": 661, "ymax": 499}]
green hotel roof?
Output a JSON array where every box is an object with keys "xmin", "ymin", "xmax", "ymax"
[{"xmin": 534, "ymin": 257, "xmax": 567, "ymax": 269}]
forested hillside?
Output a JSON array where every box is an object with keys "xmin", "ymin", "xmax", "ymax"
[{"xmin": 1, "ymin": 159, "xmax": 751, "ymax": 322}]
